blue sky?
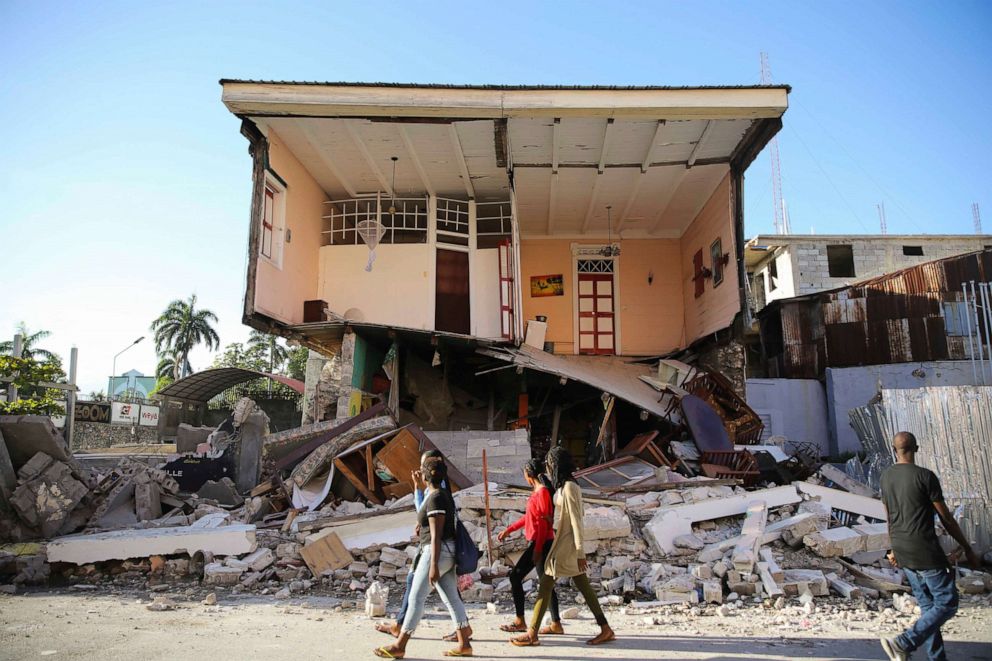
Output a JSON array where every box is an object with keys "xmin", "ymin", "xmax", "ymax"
[{"xmin": 1, "ymin": 0, "xmax": 989, "ymax": 395}]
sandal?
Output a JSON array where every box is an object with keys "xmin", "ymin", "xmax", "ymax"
[
  {"xmin": 586, "ymin": 629, "xmax": 616, "ymax": 646},
  {"xmin": 373, "ymin": 646, "xmax": 404, "ymax": 659},
  {"xmin": 442, "ymin": 649, "xmax": 473, "ymax": 657},
  {"xmin": 539, "ymin": 622, "xmax": 565, "ymax": 635},
  {"xmin": 500, "ymin": 622, "xmax": 527, "ymax": 633},
  {"xmin": 510, "ymin": 633, "xmax": 540, "ymax": 647}
]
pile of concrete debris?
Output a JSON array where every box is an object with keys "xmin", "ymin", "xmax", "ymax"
[{"xmin": 2, "ymin": 397, "xmax": 990, "ymax": 623}]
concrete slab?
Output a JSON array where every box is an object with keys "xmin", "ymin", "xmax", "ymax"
[
  {"xmin": 803, "ymin": 527, "xmax": 866, "ymax": 558},
  {"xmin": 310, "ymin": 510, "xmax": 416, "ymax": 551},
  {"xmin": 46, "ymin": 523, "xmax": 257, "ymax": 565},
  {"xmin": 795, "ymin": 481, "xmax": 886, "ymax": 520},
  {"xmin": 852, "ymin": 522, "xmax": 891, "ymax": 552},
  {"xmin": 0, "ymin": 416, "xmax": 70, "ymax": 467},
  {"xmin": 643, "ymin": 485, "xmax": 800, "ymax": 555},
  {"xmin": 0, "ymin": 429, "xmax": 16, "ymax": 499}
]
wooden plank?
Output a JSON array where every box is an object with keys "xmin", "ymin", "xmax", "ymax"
[
  {"xmin": 300, "ymin": 531, "xmax": 352, "ymax": 576},
  {"xmin": 837, "ymin": 559, "xmax": 907, "ymax": 594},
  {"xmin": 374, "ymin": 429, "xmax": 421, "ymax": 489},
  {"xmin": 818, "ymin": 464, "xmax": 877, "ymax": 498},
  {"xmin": 333, "ymin": 457, "xmax": 382, "ymax": 505},
  {"xmin": 594, "ymin": 396, "xmax": 616, "ymax": 448},
  {"xmin": 731, "ymin": 500, "xmax": 768, "ymax": 573},
  {"xmin": 403, "ymin": 424, "xmax": 472, "ymax": 491}
]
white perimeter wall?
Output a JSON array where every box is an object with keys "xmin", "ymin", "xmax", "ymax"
[
  {"xmin": 825, "ymin": 360, "xmax": 983, "ymax": 456},
  {"xmin": 746, "ymin": 378, "xmax": 830, "ymax": 456},
  {"xmin": 318, "ymin": 244, "xmax": 502, "ymax": 336}
]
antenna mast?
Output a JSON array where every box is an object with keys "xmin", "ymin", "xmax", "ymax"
[
  {"xmin": 974, "ymin": 203, "xmax": 983, "ymax": 234},
  {"xmin": 877, "ymin": 202, "xmax": 888, "ymax": 235},
  {"xmin": 761, "ymin": 52, "xmax": 785, "ymax": 234}
]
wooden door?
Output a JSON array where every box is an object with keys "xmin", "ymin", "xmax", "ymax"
[
  {"xmin": 578, "ymin": 272, "xmax": 615, "ymax": 354},
  {"xmin": 435, "ymin": 249, "xmax": 471, "ymax": 334}
]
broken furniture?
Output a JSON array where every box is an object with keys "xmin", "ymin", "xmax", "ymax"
[{"xmin": 573, "ymin": 456, "xmax": 657, "ymax": 490}]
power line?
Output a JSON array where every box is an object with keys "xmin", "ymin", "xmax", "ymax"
[
  {"xmin": 785, "ymin": 122, "xmax": 873, "ymax": 233},
  {"xmin": 792, "ymin": 97, "xmax": 927, "ymax": 233}
]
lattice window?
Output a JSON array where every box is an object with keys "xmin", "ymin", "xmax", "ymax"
[
  {"xmin": 322, "ymin": 196, "xmax": 428, "ymax": 246},
  {"xmin": 477, "ymin": 201, "xmax": 512, "ymax": 249},
  {"xmin": 436, "ymin": 197, "xmax": 470, "ymax": 246},
  {"xmin": 577, "ymin": 259, "xmax": 614, "ymax": 273}
]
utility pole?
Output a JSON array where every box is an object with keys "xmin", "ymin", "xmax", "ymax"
[
  {"xmin": 66, "ymin": 347, "xmax": 78, "ymax": 449},
  {"xmin": 8, "ymin": 334, "xmax": 23, "ymax": 402},
  {"xmin": 877, "ymin": 202, "xmax": 888, "ymax": 235},
  {"xmin": 974, "ymin": 203, "xmax": 983, "ymax": 235},
  {"xmin": 761, "ymin": 52, "xmax": 785, "ymax": 234}
]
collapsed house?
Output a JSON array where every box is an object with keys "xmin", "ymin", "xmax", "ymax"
[{"xmin": 1, "ymin": 82, "xmax": 988, "ymax": 617}]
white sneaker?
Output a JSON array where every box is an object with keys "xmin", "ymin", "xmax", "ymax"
[{"xmin": 880, "ymin": 636, "xmax": 908, "ymax": 661}]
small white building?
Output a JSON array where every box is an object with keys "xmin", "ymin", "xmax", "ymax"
[{"xmin": 745, "ymin": 233, "xmax": 992, "ymax": 312}]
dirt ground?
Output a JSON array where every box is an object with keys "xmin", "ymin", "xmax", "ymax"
[{"xmin": 2, "ymin": 587, "xmax": 992, "ymax": 661}]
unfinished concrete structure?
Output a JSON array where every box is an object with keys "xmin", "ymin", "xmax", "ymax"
[{"xmin": 745, "ymin": 233, "xmax": 992, "ymax": 313}]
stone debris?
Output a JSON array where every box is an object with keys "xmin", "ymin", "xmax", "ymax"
[{"xmin": 365, "ymin": 580, "xmax": 389, "ymax": 617}]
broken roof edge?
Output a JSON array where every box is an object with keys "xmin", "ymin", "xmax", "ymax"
[{"xmin": 221, "ymin": 81, "xmax": 789, "ymax": 121}]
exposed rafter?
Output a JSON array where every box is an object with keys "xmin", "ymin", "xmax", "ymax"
[
  {"xmin": 616, "ymin": 173, "xmax": 645, "ymax": 232},
  {"xmin": 295, "ymin": 119, "xmax": 358, "ymax": 197},
  {"xmin": 597, "ymin": 118, "xmax": 615, "ymax": 174},
  {"xmin": 448, "ymin": 124, "xmax": 475, "ymax": 199},
  {"xmin": 641, "ymin": 120, "xmax": 666, "ymax": 173},
  {"xmin": 551, "ymin": 118, "xmax": 561, "ymax": 173},
  {"xmin": 344, "ymin": 120, "xmax": 394, "ymax": 196},
  {"xmin": 581, "ymin": 175, "xmax": 604, "ymax": 232},
  {"xmin": 547, "ymin": 171, "xmax": 559, "ymax": 234},
  {"xmin": 649, "ymin": 167, "xmax": 689, "ymax": 234},
  {"xmin": 397, "ymin": 126, "xmax": 434, "ymax": 196},
  {"xmin": 686, "ymin": 120, "xmax": 715, "ymax": 168}
]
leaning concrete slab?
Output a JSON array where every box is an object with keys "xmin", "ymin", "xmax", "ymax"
[
  {"xmin": 310, "ymin": 510, "xmax": 416, "ymax": 551},
  {"xmin": 0, "ymin": 429, "xmax": 19, "ymax": 498},
  {"xmin": 804, "ymin": 527, "xmax": 866, "ymax": 558},
  {"xmin": 643, "ymin": 485, "xmax": 800, "ymax": 555},
  {"xmin": 46, "ymin": 524, "xmax": 257, "ymax": 565},
  {"xmin": 0, "ymin": 416, "xmax": 71, "ymax": 467},
  {"xmin": 731, "ymin": 500, "xmax": 768, "ymax": 573}
]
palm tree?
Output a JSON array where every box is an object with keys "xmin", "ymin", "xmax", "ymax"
[
  {"xmin": 150, "ymin": 295, "xmax": 219, "ymax": 380},
  {"xmin": 156, "ymin": 351, "xmax": 191, "ymax": 380},
  {"xmin": 247, "ymin": 330, "xmax": 289, "ymax": 374},
  {"xmin": 0, "ymin": 322, "xmax": 60, "ymax": 363}
]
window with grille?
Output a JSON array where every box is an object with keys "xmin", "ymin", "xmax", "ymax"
[
  {"xmin": 476, "ymin": 201, "xmax": 512, "ymax": 249},
  {"xmin": 436, "ymin": 197, "xmax": 470, "ymax": 246},
  {"xmin": 322, "ymin": 196, "xmax": 428, "ymax": 246},
  {"xmin": 577, "ymin": 259, "xmax": 614, "ymax": 273}
]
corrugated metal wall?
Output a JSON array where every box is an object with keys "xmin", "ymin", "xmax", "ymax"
[{"xmin": 761, "ymin": 250, "xmax": 992, "ymax": 378}]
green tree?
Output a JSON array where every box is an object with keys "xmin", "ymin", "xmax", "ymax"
[
  {"xmin": 0, "ymin": 322, "xmax": 61, "ymax": 364},
  {"xmin": 286, "ymin": 346, "xmax": 309, "ymax": 381},
  {"xmin": 87, "ymin": 389, "xmax": 106, "ymax": 401},
  {"xmin": 150, "ymin": 295, "xmax": 219, "ymax": 380},
  {"xmin": 156, "ymin": 351, "xmax": 190, "ymax": 380},
  {"xmin": 0, "ymin": 355, "xmax": 66, "ymax": 416},
  {"xmin": 212, "ymin": 342, "xmax": 268, "ymax": 372},
  {"xmin": 247, "ymin": 330, "xmax": 289, "ymax": 374}
]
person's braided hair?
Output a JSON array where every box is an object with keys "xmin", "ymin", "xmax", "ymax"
[
  {"xmin": 524, "ymin": 458, "xmax": 545, "ymax": 479},
  {"xmin": 545, "ymin": 445, "xmax": 576, "ymax": 491},
  {"xmin": 423, "ymin": 456, "xmax": 448, "ymax": 488}
]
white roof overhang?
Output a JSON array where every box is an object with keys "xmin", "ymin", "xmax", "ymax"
[{"xmin": 222, "ymin": 82, "xmax": 788, "ymax": 238}]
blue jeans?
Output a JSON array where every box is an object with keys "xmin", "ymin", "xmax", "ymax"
[
  {"xmin": 897, "ymin": 567, "xmax": 959, "ymax": 660},
  {"xmin": 400, "ymin": 541, "xmax": 469, "ymax": 635},
  {"xmin": 394, "ymin": 562, "xmax": 416, "ymax": 627}
]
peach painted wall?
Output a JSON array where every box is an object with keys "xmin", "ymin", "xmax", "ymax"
[
  {"xmin": 253, "ymin": 129, "xmax": 327, "ymax": 325},
  {"xmin": 679, "ymin": 173, "xmax": 739, "ymax": 343},
  {"xmin": 519, "ymin": 239, "xmax": 684, "ymax": 355}
]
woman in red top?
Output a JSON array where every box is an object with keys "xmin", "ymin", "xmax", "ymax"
[{"xmin": 497, "ymin": 458, "xmax": 563, "ymax": 635}]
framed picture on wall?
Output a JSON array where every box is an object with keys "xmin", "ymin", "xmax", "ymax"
[{"xmin": 530, "ymin": 274, "xmax": 564, "ymax": 297}]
